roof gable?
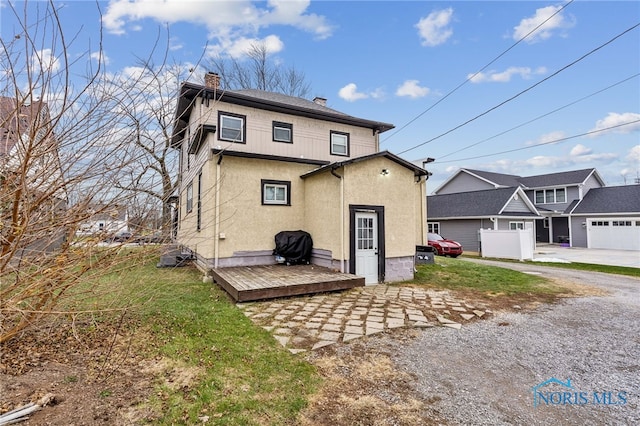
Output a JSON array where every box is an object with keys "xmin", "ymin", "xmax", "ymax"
[
  {"xmin": 518, "ymin": 168, "xmax": 602, "ymax": 188},
  {"xmin": 300, "ymin": 150, "xmax": 428, "ymax": 179},
  {"xmin": 428, "ymin": 187, "xmax": 539, "ymax": 219}
]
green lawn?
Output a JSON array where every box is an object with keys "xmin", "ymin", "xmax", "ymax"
[
  {"xmin": 82, "ymin": 248, "xmax": 318, "ymax": 425},
  {"xmin": 55, "ymin": 248, "xmax": 586, "ymax": 424}
]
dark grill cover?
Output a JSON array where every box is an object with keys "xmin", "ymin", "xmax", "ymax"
[{"xmin": 273, "ymin": 230, "xmax": 313, "ymax": 265}]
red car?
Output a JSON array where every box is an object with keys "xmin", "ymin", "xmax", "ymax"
[{"xmin": 427, "ymin": 233, "xmax": 463, "ymax": 258}]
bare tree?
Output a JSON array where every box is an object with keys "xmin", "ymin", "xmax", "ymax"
[
  {"xmin": 210, "ymin": 41, "xmax": 312, "ymax": 98},
  {"xmin": 0, "ymin": 1, "xmax": 178, "ymax": 343}
]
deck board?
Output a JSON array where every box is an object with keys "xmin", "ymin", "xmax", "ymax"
[{"xmin": 211, "ymin": 264, "xmax": 365, "ymax": 302}]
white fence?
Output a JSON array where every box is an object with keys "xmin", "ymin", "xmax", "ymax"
[{"xmin": 480, "ymin": 229, "xmax": 534, "ymax": 261}]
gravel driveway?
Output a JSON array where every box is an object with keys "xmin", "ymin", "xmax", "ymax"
[{"xmin": 393, "ymin": 260, "xmax": 640, "ymax": 425}]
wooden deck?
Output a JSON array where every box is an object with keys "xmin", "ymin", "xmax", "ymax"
[{"xmin": 211, "ymin": 264, "xmax": 365, "ymax": 302}]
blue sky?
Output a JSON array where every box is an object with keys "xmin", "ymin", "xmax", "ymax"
[{"xmin": 3, "ymin": 0, "xmax": 639, "ymax": 191}]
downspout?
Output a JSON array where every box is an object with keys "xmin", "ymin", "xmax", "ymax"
[
  {"xmin": 214, "ymin": 154, "xmax": 222, "ymax": 269},
  {"xmin": 419, "ymin": 175, "xmax": 427, "ymax": 244},
  {"xmin": 490, "ymin": 217, "xmax": 498, "ymax": 230},
  {"xmin": 330, "ymin": 166, "xmax": 345, "ymax": 273}
]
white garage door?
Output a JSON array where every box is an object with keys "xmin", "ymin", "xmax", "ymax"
[{"xmin": 587, "ymin": 218, "xmax": 640, "ymax": 250}]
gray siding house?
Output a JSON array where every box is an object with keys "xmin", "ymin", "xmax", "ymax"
[
  {"xmin": 427, "ymin": 187, "xmax": 541, "ymax": 253},
  {"xmin": 429, "ymin": 168, "xmax": 639, "ymax": 251}
]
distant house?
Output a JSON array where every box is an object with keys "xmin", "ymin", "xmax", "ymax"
[
  {"xmin": 1, "ymin": 96, "xmax": 67, "ymax": 255},
  {"xmin": 169, "ymin": 73, "xmax": 430, "ymax": 284},
  {"xmin": 428, "ymin": 168, "xmax": 639, "ymax": 252},
  {"xmin": 76, "ymin": 204, "xmax": 130, "ymax": 237}
]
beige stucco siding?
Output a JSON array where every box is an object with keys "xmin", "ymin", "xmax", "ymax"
[
  {"xmin": 302, "ymin": 158, "xmax": 424, "ymax": 262},
  {"xmin": 213, "ymin": 156, "xmax": 317, "ymax": 258},
  {"xmin": 303, "ymin": 173, "xmax": 342, "ymax": 257},
  {"xmin": 342, "ymin": 158, "xmax": 423, "ymax": 258},
  {"xmin": 194, "ymin": 99, "xmax": 379, "ymax": 162}
]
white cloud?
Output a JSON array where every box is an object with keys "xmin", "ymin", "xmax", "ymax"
[
  {"xmin": 513, "ymin": 5, "xmax": 575, "ymax": 43},
  {"xmin": 627, "ymin": 145, "xmax": 640, "ymax": 162},
  {"xmin": 415, "ymin": 8, "xmax": 454, "ymax": 47},
  {"xmin": 569, "ymin": 144, "xmax": 592, "ymax": 156},
  {"xmin": 103, "ymin": 0, "xmax": 332, "ymax": 41},
  {"xmin": 525, "ymin": 130, "xmax": 566, "ymax": 146},
  {"xmin": 469, "ymin": 66, "xmax": 546, "ymax": 83},
  {"xmin": 208, "ymin": 35, "xmax": 284, "ymax": 59},
  {"xmin": 588, "ymin": 112, "xmax": 640, "ymax": 137},
  {"xmin": 338, "ymin": 83, "xmax": 368, "ymax": 102},
  {"xmin": 30, "ymin": 49, "xmax": 60, "ymax": 74},
  {"xmin": 396, "ymin": 80, "xmax": 430, "ymax": 98},
  {"xmin": 90, "ymin": 51, "xmax": 110, "ymax": 65}
]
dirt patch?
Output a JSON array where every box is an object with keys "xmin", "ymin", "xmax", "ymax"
[
  {"xmin": 299, "ymin": 330, "xmax": 444, "ymax": 426},
  {"xmin": 0, "ymin": 318, "xmax": 163, "ymax": 425}
]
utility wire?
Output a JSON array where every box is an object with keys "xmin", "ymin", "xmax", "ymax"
[
  {"xmin": 437, "ymin": 73, "xmax": 640, "ymax": 160},
  {"xmin": 381, "ymin": 0, "xmax": 574, "ymax": 144},
  {"xmin": 433, "ymin": 119, "xmax": 640, "ymax": 164},
  {"xmin": 397, "ymin": 22, "xmax": 640, "ymax": 156}
]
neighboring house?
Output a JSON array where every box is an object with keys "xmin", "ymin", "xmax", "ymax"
[
  {"xmin": 1, "ymin": 96, "xmax": 67, "ymax": 255},
  {"xmin": 427, "ymin": 186, "xmax": 541, "ymax": 253},
  {"xmin": 76, "ymin": 204, "xmax": 130, "ymax": 236},
  {"xmin": 566, "ymin": 185, "xmax": 640, "ymax": 250},
  {"xmin": 170, "ymin": 72, "xmax": 430, "ymax": 284},
  {"xmin": 428, "ymin": 167, "xmax": 639, "ymax": 252}
]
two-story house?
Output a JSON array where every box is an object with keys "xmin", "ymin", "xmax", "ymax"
[
  {"xmin": 428, "ymin": 168, "xmax": 640, "ymax": 252},
  {"xmin": 1, "ymin": 96, "xmax": 67, "ymax": 256},
  {"xmin": 170, "ymin": 73, "xmax": 430, "ymax": 285}
]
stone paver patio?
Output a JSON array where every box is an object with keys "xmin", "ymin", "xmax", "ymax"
[{"xmin": 237, "ymin": 284, "xmax": 492, "ymax": 353}]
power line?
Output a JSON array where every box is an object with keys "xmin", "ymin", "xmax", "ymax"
[
  {"xmin": 437, "ymin": 73, "xmax": 640, "ymax": 161},
  {"xmin": 397, "ymin": 22, "xmax": 640, "ymax": 157},
  {"xmin": 381, "ymin": 0, "xmax": 575, "ymax": 144},
  {"xmin": 433, "ymin": 119, "xmax": 640, "ymax": 164}
]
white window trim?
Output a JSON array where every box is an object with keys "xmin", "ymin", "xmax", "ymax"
[
  {"xmin": 509, "ymin": 221, "xmax": 525, "ymax": 230},
  {"xmin": 427, "ymin": 222, "xmax": 440, "ymax": 234},
  {"xmin": 534, "ymin": 187, "xmax": 568, "ymax": 205},
  {"xmin": 261, "ymin": 179, "xmax": 291, "ymax": 206},
  {"xmin": 330, "ymin": 131, "xmax": 349, "ymax": 156},
  {"xmin": 219, "ymin": 112, "xmax": 245, "ymax": 143},
  {"xmin": 273, "ymin": 121, "xmax": 292, "ymax": 143}
]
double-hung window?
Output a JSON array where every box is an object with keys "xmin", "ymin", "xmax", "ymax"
[
  {"xmin": 186, "ymin": 182, "xmax": 193, "ymax": 213},
  {"xmin": 218, "ymin": 112, "xmax": 245, "ymax": 143},
  {"xmin": 330, "ymin": 131, "xmax": 349, "ymax": 156},
  {"xmin": 273, "ymin": 121, "xmax": 292, "ymax": 143},
  {"xmin": 262, "ymin": 180, "xmax": 291, "ymax": 206}
]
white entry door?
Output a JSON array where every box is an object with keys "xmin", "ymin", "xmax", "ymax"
[{"xmin": 355, "ymin": 212, "xmax": 379, "ymax": 284}]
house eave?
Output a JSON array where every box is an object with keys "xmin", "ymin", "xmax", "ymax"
[
  {"xmin": 171, "ymin": 82, "xmax": 395, "ymax": 148},
  {"xmin": 212, "ymin": 149, "xmax": 330, "ymax": 166}
]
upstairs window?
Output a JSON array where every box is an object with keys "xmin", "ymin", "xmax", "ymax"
[
  {"xmin": 273, "ymin": 121, "xmax": 293, "ymax": 143},
  {"xmin": 534, "ymin": 188, "xmax": 567, "ymax": 204},
  {"xmin": 330, "ymin": 131, "xmax": 349, "ymax": 156},
  {"xmin": 262, "ymin": 180, "xmax": 291, "ymax": 206},
  {"xmin": 186, "ymin": 182, "xmax": 193, "ymax": 213},
  {"xmin": 218, "ymin": 112, "xmax": 245, "ymax": 143}
]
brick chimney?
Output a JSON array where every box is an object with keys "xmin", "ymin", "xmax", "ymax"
[
  {"xmin": 313, "ymin": 96, "xmax": 327, "ymax": 107},
  {"xmin": 205, "ymin": 72, "xmax": 220, "ymax": 89}
]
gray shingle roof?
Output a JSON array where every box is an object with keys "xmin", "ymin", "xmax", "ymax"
[
  {"xmin": 518, "ymin": 168, "xmax": 597, "ymax": 188},
  {"xmin": 427, "ymin": 187, "xmax": 538, "ymax": 218},
  {"xmin": 464, "ymin": 169, "xmax": 522, "ymax": 187},
  {"xmin": 570, "ymin": 185, "xmax": 640, "ymax": 214}
]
